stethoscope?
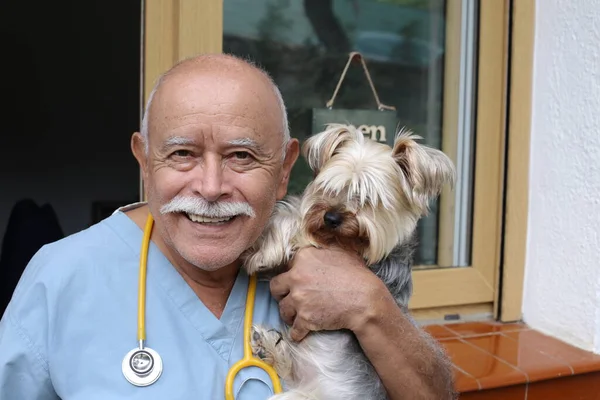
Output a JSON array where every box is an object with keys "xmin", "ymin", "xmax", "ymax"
[{"xmin": 122, "ymin": 213, "xmax": 283, "ymax": 399}]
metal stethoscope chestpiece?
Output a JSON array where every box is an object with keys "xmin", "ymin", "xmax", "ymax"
[{"xmin": 122, "ymin": 341, "xmax": 163, "ymax": 387}]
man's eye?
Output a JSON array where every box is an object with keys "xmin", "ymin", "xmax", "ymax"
[
  {"xmin": 172, "ymin": 150, "xmax": 191, "ymax": 158},
  {"xmin": 233, "ymin": 151, "xmax": 250, "ymax": 160}
]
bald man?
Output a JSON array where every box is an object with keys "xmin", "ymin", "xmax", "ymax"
[{"xmin": 0, "ymin": 54, "xmax": 455, "ymax": 399}]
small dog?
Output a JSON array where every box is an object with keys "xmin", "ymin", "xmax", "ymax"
[{"xmin": 242, "ymin": 124, "xmax": 455, "ymax": 400}]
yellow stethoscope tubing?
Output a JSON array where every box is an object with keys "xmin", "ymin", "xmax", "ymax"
[
  {"xmin": 138, "ymin": 214, "xmax": 282, "ymax": 398},
  {"xmin": 224, "ymin": 273, "xmax": 283, "ymax": 399},
  {"xmin": 137, "ymin": 214, "xmax": 154, "ymax": 343}
]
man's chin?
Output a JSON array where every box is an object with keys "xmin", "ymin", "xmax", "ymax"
[{"xmin": 180, "ymin": 248, "xmax": 244, "ymax": 272}]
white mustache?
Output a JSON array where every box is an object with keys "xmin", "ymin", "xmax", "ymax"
[{"xmin": 159, "ymin": 195, "xmax": 255, "ymax": 218}]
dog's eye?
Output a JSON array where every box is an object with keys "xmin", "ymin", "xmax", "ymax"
[{"xmin": 350, "ymin": 193, "xmax": 371, "ymax": 205}]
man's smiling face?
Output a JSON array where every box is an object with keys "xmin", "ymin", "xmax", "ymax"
[{"xmin": 133, "ymin": 58, "xmax": 298, "ymax": 271}]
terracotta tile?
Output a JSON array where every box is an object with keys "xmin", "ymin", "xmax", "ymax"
[
  {"xmin": 527, "ymin": 371, "xmax": 600, "ymax": 400},
  {"xmin": 441, "ymin": 338, "xmax": 527, "ymax": 389},
  {"xmin": 453, "ymin": 366, "xmax": 480, "ymax": 392},
  {"xmin": 423, "ymin": 324, "xmax": 458, "ymax": 340},
  {"xmin": 504, "ymin": 330, "xmax": 600, "ymax": 375},
  {"xmin": 443, "ymin": 321, "xmax": 529, "ymax": 337},
  {"xmin": 465, "ymin": 334, "xmax": 572, "ymax": 382},
  {"xmin": 458, "ymin": 384, "xmax": 526, "ymax": 400}
]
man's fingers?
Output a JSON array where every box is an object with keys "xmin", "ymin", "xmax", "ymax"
[
  {"xmin": 290, "ymin": 321, "xmax": 310, "ymax": 342},
  {"xmin": 269, "ymin": 273, "xmax": 291, "ymax": 302},
  {"xmin": 278, "ymin": 297, "xmax": 296, "ymax": 325}
]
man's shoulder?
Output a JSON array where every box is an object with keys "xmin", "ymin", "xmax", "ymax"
[
  {"xmin": 10, "ymin": 212, "xmax": 136, "ymax": 296},
  {"xmin": 0, "ymin": 213, "xmax": 139, "ymax": 371},
  {"xmin": 36, "ymin": 212, "xmax": 134, "ymax": 265}
]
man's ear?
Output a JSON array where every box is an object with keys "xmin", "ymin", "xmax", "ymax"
[
  {"xmin": 276, "ymin": 138, "xmax": 300, "ymax": 200},
  {"xmin": 131, "ymin": 131, "xmax": 148, "ymax": 179}
]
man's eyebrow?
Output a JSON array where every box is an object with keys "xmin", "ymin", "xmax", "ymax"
[
  {"xmin": 161, "ymin": 136, "xmax": 196, "ymax": 151},
  {"xmin": 159, "ymin": 136, "xmax": 269, "ymax": 154},
  {"xmin": 227, "ymin": 138, "xmax": 264, "ymax": 152}
]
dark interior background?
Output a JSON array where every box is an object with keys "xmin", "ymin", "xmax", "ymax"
[{"xmin": 0, "ymin": 0, "xmax": 142, "ymax": 311}]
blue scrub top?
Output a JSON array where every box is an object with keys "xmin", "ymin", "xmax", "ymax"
[{"xmin": 0, "ymin": 208, "xmax": 284, "ymax": 399}]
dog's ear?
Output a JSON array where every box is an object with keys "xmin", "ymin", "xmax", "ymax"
[
  {"xmin": 301, "ymin": 124, "xmax": 363, "ymax": 173},
  {"xmin": 392, "ymin": 129, "xmax": 456, "ymax": 213}
]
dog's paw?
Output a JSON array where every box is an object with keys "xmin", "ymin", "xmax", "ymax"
[
  {"xmin": 251, "ymin": 325, "xmax": 279, "ymax": 364},
  {"xmin": 251, "ymin": 325, "xmax": 293, "ymax": 380}
]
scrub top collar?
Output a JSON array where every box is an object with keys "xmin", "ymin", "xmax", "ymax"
[{"xmin": 108, "ymin": 203, "xmax": 250, "ymax": 362}]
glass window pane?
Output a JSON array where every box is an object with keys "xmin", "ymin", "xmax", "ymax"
[{"xmin": 223, "ymin": 0, "xmax": 476, "ymax": 267}]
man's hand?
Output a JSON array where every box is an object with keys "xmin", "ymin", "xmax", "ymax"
[
  {"xmin": 269, "ymin": 245, "xmax": 456, "ymax": 399},
  {"xmin": 269, "ymin": 246, "xmax": 388, "ymax": 341}
]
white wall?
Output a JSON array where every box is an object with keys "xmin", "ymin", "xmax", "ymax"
[{"xmin": 522, "ymin": 0, "xmax": 600, "ymax": 353}]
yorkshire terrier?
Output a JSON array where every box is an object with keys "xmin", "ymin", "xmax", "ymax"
[{"xmin": 242, "ymin": 124, "xmax": 455, "ymax": 400}]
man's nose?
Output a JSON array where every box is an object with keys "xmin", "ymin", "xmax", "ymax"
[{"xmin": 194, "ymin": 155, "xmax": 230, "ymax": 202}]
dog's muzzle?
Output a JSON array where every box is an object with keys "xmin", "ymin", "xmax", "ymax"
[{"xmin": 323, "ymin": 211, "xmax": 343, "ymax": 229}]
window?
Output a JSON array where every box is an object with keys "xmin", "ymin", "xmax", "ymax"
[
  {"xmin": 142, "ymin": 0, "xmax": 511, "ymax": 320},
  {"xmin": 225, "ymin": 0, "xmax": 459, "ymax": 268}
]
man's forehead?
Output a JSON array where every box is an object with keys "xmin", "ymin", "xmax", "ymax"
[
  {"xmin": 154, "ymin": 75, "xmax": 277, "ymax": 122},
  {"xmin": 156, "ymin": 112, "xmax": 271, "ymax": 141},
  {"xmin": 146, "ymin": 60, "xmax": 284, "ymax": 149},
  {"xmin": 160, "ymin": 63, "xmax": 273, "ymax": 98}
]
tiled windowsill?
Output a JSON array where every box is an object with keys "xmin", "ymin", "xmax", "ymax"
[{"xmin": 423, "ymin": 322, "xmax": 600, "ymax": 399}]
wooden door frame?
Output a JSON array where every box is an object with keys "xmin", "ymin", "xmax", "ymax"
[{"xmin": 141, "ymin": 0, "xmax": 515, "ymax": 317}]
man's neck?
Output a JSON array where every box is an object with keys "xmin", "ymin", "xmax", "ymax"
[
  {"xmin": 169, "ymin": 261, "xmax": 239, "ymax": 319},
  {"xmin": 125, "ymin": 204, "xmax": 239, "ymax": 319}
]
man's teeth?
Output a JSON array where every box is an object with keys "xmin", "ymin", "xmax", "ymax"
[{"xmin": 187, "ymin": 213, "xmax": 233, "ymax": 223}]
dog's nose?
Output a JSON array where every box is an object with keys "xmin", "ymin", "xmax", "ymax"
[{"xmin": 324, "ymin": 211, "xmax": 343, "ymax": 228}]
